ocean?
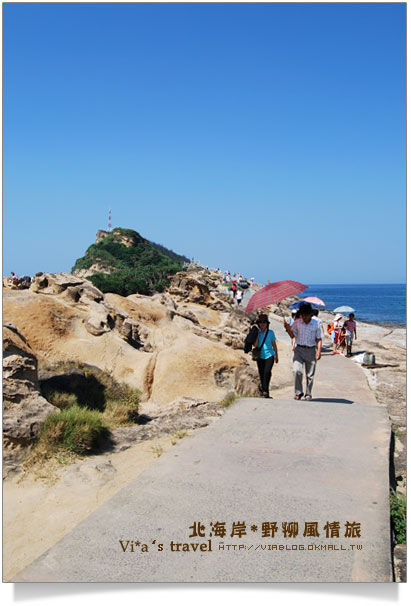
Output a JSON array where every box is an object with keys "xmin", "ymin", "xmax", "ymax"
[{"xmin": 301, "ymin": 284, "xmax": 406, "ymax": 326}]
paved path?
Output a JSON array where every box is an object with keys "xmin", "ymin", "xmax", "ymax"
[{"xmin": 13, "ymin": 346, "xmax": 392, "ymax": 583}]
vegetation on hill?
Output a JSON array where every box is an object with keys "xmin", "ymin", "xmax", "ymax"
[
  {"xmin": 72, "ymin": 227, "xmax": 188, "ymax": 296},
  {"xmin": 148, "ymin": 240, "xmax": 190, "ymax": 265}
]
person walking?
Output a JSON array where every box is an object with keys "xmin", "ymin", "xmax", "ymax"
[
  {"xmin": 253, "ymin": 313, "xmax": 279, "ymax": 399},
  {"xmin": 283, "ymin": 303, "xmax": 322, "ymax": 401},
  {"xmin": 343, "ymin": 313, "xmax": 357, "ymax": 357},
  {"xmin": 333, "ymin": 314, "xmax": 345, "ymax": 354},
  {"xmin": 236, "ymin": 288, "xmax": 243, "ymax": 306},
  {"xmin": 288, "ymin": 309, "xmax": 297, "ymax": 350},
  {"xmin": 311, "ymin": 309, "xmax": 324, "ymax": 336}
]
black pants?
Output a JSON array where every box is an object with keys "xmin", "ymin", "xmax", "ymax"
[{"xmin": 257, "ymin": 356, "xmax": 274, "ymax": 393}]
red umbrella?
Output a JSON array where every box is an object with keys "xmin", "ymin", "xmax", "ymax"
[{"xmin": 245, "ymin": 280, "xmax": 308, "ymax": 313}]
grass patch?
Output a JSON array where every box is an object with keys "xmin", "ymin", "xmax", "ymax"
[
  {"xmin": 103, "ymin": 386, "xmax": 140, "ymax": 426},
  {"xmin": 38, "ymin": 405, "xmax": 110, "ymax": 456},
  {"xmin": 31, "ymin": 362, "xmax": 142, "ymax": 466},
  {"xmin": 219, "ymin": 393, "xmax": 238, "ymax": 407},
  {"xmin": 151, "ymin": 445, "xmax": 164, "ymax": 458},
  {"xmin": 40, "ymin": 362, "xmax": 141, "ymax": 423},
  {"xmin": 390, "ymin": 489, "xmax": 406, "ymax": 544},
  {"xmin": 171, "ymin": 430, "xmax": 188, "ymax": 445},
  {"xmin": 41, "ymin": 390, "xmax": 79, "ymax": 410}
]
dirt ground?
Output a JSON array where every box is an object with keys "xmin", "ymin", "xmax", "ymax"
[{"xmin": 3, "ymin": 435, "xmax": 175, "ymax": 581}]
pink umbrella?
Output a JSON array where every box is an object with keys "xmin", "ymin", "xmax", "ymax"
[{"xmin": 303, "ymin": 296, "xmax": 325, "ymax": 307}]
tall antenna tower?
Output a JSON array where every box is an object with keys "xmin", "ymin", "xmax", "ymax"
[{"xmin": 108, "ymin": 208, "xmax": 112, "ymax": 233}]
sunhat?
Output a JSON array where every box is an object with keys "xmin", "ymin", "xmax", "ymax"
[
  {"xmin": 257, "ymin": 313, "xmax": 269, "ymax": 324},
  {"xmin": 334, "ymin": 314, "xmax": 343, "ymax": 321}
]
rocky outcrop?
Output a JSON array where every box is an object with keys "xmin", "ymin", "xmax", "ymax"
[
  {"xmin": 3, "ymin": 268, "xmax": 259, "ymax": 436},
  {"xmin": 32, "ymin": 273, "xmax": 104, "ymax": 303},
  {"xmin": 167, "ymin": 272, "xmax": 212, "ymax": 304},
  {"xmin": 96, "ymin": 228, "xmax": 145, "ymax": 248},
  {"xmin": 166, "ymin": 271, "xmax": 234, "ymax": 312},
  {"xmin": 31, "ymin": 273, "xmax": 83, "ymax": 296},
  {"xmin": 3, "ymin": 326, "xmax": 59, "ymax": 475},
  {"xmin": 30, "ymin": 273, "xmax": 144, "ymax": 348},
  {"xmin": 234, "ymin": 363, "xmax": 261, "ymax": 397}
]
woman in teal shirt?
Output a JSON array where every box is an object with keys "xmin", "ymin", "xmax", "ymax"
[{"xmin": 253, "ymin": 313, "xmax": 279, "ymax": 398}]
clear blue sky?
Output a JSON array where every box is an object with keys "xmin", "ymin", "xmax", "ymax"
[{"xmin": 3, "ymin": 2, "xmax": 406, "ymax": 284}]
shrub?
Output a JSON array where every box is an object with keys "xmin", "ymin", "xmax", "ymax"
[
  {"xmin": 36, "ymin": 363, "xmax": 141, "ymax": 463},
  {"xmin": 390, "ymin": 490, "xmax": 406, "ymax": 544},
  {"xmin": 103, "ymin": 386, "xmax": 141, "ymax": 426},
  {"xmin": 40, "ymin": 363, "xmax": 141, "ymax": 416},
  {"xmin": 41, "ymin": 390, "xmax": 79, "ymax": 410},
  {"xmin": 38, "ymin": 405, "xmax": 110, "ymax": 456},
  {"xmin": 219, "ymin": 393, "xmax": 238, "ymax": 407}
]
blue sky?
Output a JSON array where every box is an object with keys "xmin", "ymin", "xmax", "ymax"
[{"xmin": 3, "ymin": 2, "xmax": 406, "ymax": 284}]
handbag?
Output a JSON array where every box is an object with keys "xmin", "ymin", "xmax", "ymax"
[{"xmin": 251, "ymin": 328, "xmax": 269, "ymax": 361}]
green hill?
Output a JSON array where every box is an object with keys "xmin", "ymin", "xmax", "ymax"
[{"xmin": 72, "ymin": 228, "xmax": 189, "ymax": 296}]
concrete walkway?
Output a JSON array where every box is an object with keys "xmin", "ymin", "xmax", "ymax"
[{"xmin": 13, "ymin": 344, "xmax": 392, "ymax": 583}]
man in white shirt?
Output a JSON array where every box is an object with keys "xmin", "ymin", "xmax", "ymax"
[{"xmin": 283, "ymin": 303, "xmax": 322, "ymax": 401}]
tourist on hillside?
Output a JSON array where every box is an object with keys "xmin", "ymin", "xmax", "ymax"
[
  {"xmin": 283, "ymin": 303, "xmax": 322, "ymax": 401},
  {"xmin": 236, "ymin": 288, "xmax": 243, "ymax": 306},
  {"xmin": 344, "ymin": 313, "xmax": 357, "ymax": 357},
  {"xmin": 231, "ymin": 280, "xmax": 237, "ymax": 303},
  {"xmin": 253, "ymin": 313, "xmax": 279, "ymax": 399}
]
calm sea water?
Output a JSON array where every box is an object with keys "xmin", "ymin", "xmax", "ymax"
[{"xmin": 301, "ymin": 284, "xmax": 406, "ymax": 326}]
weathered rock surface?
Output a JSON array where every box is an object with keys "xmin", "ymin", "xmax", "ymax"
[
  {"xmin": 3, "ymin": 326, "xmax": 59, "ymax": 475},
  {"xmin": 2, "ymin": 269, "xmax": 265, "ymax": 472},
  {"xmin": 31, "ymin": 273, "xmax": 84, "ymax": 296},
  {"xmin": 167, "ymin": 272, "xmax": 212, "ymax": 304},
  {"xmin": 4, "ymin": 270, "xmax": 258, "ymax": 405},
  {"xmin": 29, "ymin": 273, "xmax": 145, "ymax": 347},
  {"xmin": 109, "ymin": 397, "xmax": 225, "ymax": 452}
]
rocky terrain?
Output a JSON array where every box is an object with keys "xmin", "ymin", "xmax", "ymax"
[
  {"xmin": 3, "ymin": 268, "xmax": 406, "ymax": 581},
  {"xmin": 3, "ymin": 267, "xmax": 277, "ymax": 474}
]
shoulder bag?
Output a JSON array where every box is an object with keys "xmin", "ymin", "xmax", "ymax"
[{"xmin": 252, "ymin": 329, "xmax": 269, "ymax": 361}]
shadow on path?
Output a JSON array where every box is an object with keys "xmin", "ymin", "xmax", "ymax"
[{"xmin": 308, "ymin": 397, "xmax": 354, "ymax": 405}]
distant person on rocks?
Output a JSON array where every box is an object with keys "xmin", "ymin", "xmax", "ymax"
[
  {"xmin": 236, "ymin": 288, "xmax": 243, "ymax": 306},
  {"xmin": 343, "ymin": 313, "xmax": 357, "ymax": 357},
  {"xmin": 253, "ymin": 313, "xmax": 279, "ymax": 399},
  {"xmin": 231, "ymin": 280, "xmax": 237, "ymax": 303},
  {"xmin": 283, "ymin": 303, "xmax": 322, "ymax": 401}
]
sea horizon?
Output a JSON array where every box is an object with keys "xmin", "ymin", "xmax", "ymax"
[{"xmin": 297, "ymin": 283, "xmax": 405, "ymax": 326}]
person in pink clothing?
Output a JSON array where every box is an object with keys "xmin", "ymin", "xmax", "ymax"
[{"xmin": 343, "ymin": 313, "xmax": 357, "ymax": 357}]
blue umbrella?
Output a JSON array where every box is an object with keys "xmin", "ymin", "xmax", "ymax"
[{"xmin": 288, "ymin": 300, "xmax": 324, "ymax": 310}]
